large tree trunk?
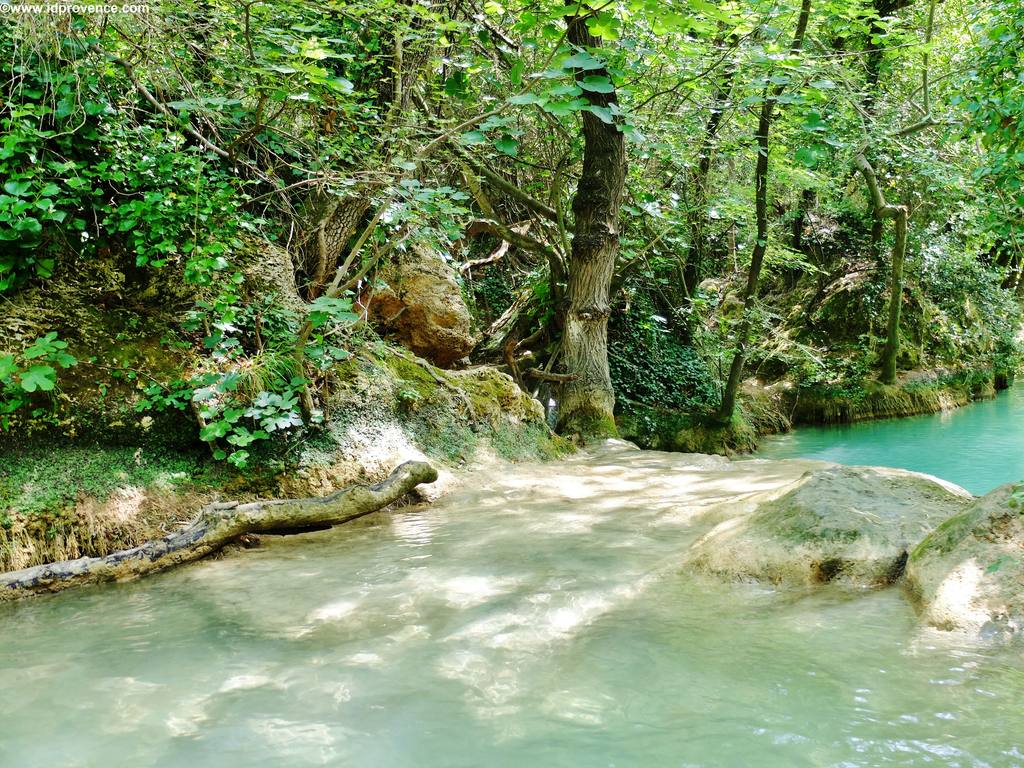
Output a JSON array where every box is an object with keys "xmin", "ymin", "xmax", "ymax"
[
  {"xmin": 0, "ymin": 461, "xmax": 437, "ymax": 602},
  {"xmin": 556, "ymin": 6, "xmax": 627, "ymax": 439},
  {"xmin": 881, "ymin": 209, "xmax": 907, "ymax": 382},
  {"xmin": 717, "ymin": 0, "xmax": 813, "ymax": 422}
]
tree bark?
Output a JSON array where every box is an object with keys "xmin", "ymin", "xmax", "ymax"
[
  {"xmin": 556, "ymin": 5, "xmax": 627, "ymax": 439},
  {"xmin": 717, "ymin": 0, "xmax": 812, "ymax": 422},
  {"xmin": 0, "ymin": 461, "xmax": 437, "ymax": 602},
  {"xmin": 855, "ymin": 152, "xmax": 907, "ymax": 384}
]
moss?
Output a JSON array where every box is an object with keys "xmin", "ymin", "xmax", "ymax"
[
  {"xmin": 0, "ymin": 442, "xmax": 233, "ymax": 571},
  {"xmin": 384, "ymin": 354, "xmax": 440, "ymax": 400},
  {"xmin": 322, "ymin": 344, "xmax": 563, "ymax": 468},
  {"xmin": 909, "ymin": 507, "xmax": 986, "ymax": 561},
  {"xmin": 0, "ymin": 443, "xmax": 219, "ymax": 520},
  {"xmin": 409, "ymin": 408, "xmax": 480, "ymax": 463},
  {"xmin": 490, "ymin": 422, "xmax": 572, "ymax": 461},
  {"xmin": 557, "ymin": 406, "xmax": 619, "ymax": 442},
  {"xmin": 615, "ymin": 384, "xmax": 789, "ymax": 456},
  {"xmin": 617, "ymin": 404, "xmax": 760, "ymax": 455},
  {"xmin": 788, "ymin": 368, "xmax": 998, "ymax": 426}
]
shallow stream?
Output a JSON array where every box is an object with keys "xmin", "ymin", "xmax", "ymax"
[{"xmin": 2, "ymin": 445, "xmax": 1023, "ymax": 766}]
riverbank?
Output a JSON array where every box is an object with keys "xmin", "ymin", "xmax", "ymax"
[
  {"xmin": 0, "ymin": 347, "xmax": 565, "ymax": 574},
  {"xmin": 617, "ymin": 366, "xmax": 1008, "ymax": 456},
  {"xmin": 3, "ymin": 358, "xmax": 1012, "ymax": 574}
]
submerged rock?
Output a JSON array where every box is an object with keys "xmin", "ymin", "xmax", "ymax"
[
  {"xmin": 683, "ymin": 465, "xmax": 971, "ymax": 588},
  {"xmin": 905, "ymin": 484, "xmax": 1024, "ymax": 637}
]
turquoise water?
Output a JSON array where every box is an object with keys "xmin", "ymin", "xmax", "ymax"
[
  {"xmin": 756, "ymin": 385, "xmax": 1024, "ymax": 495},
  {"xmin": 2, "ymin": 446, "xmax": 1024, "ymax": 767}
]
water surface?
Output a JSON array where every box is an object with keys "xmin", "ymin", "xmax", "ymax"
[
  {"xmin": 756, "ymin": 385, "xmax": 1024, "ymax": 495},
  {"xmin": 2, "ymin": 446, "xmax": 1023, "ymax": 767}
]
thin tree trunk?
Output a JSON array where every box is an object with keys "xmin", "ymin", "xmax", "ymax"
[
  {"xmin": 556, "ymin": 4, "xmax": 627, "ymax": 438},
  {"xmin": 854, "ymin": 152, "xmax": 907, "ymax": 384},
  {"xmin": 717, "ymin": 0, "xmax": 812, "ymax": 422},
  {"xmin": 881, "ymin": 209, "xmax": 907, "ymax": 382},
  {"xmin": 0, "ymin": 461, "xmax": 437, "ymax": 601},
  {"xmin": 683, "ymin": 37, "xmax": 738, "ymax": 294}
]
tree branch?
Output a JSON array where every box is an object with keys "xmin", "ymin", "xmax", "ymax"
[{"xmin": 0, "ymin": 462, "xmax": 438, "ymax": 601}]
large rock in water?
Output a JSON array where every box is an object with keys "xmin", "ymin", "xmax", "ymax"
[
  {"xmin": 905, "ymin": 484, "xmax": 1024, "ymax": 638},
  {"xmin": 683, "ymin": 465, "xmax": 971, "ymax": 587},
  {"xmin": 365, "ymin": 245, "xmax": 476, "ymax": 367}
]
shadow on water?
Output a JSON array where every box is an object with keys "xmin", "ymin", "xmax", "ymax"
[{"xmin": 1, "ymin": 442, "xmax": 1023, "ymax": 767}]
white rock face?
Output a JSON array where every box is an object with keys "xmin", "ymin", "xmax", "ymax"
[{"xmin": 905, "ymin": 483, "xmax": 1024, "ymax": 638}]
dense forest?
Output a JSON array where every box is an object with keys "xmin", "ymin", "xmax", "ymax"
[{"xmin": 2, "ymin": 0, "xmax": 1024, "ymax": 564}]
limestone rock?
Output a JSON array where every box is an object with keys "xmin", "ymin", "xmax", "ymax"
[
  {"xmin": 365, "ymin": 245, "xmax": 476, "ymax": 367},
  {"xmin": 240, "ymin": 240, "xmax": 305, "ymax": 314},
  {"xmin": 683, "ymin": 465, "xmax": 971, "ymax": 587},
  {"xmin": 905, "ymin": 484, "xmax": 1024, "ymax": 638}
]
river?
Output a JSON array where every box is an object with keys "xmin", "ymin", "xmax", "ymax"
[
  {"xmin": 2, "ymin": 444, "xmax": 1023, "ymax": 767},
  {"xmin": 756, "ymin": 384, "xmax": 1024, "ymax": 495}
]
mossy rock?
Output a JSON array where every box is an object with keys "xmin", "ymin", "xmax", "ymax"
[
  {"xmin": 314, "ymin": 347, "xmax": 562, "ymax": 470},
  {"xmin": 617, "ymin": 405, "xmax": 758, "ymax": 455},
  {"xmin": 788, "ymin": 369, "xmax": 996, "ymax": 426},
  {"xmin": 905, "ymin": 483, "xmax": 1024, "ymax": 638},
  {"xmin": 683, "ymin": 465, "xmax": 972, "ymax": 587},
  {"xmin": 616, "ymin": 386, "xmax": 788, "ymax": 456}
]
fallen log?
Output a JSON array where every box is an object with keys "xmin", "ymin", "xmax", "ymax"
[{"xmin": 0, "ymin": 460, "xmax": 437, "ymax": 601}]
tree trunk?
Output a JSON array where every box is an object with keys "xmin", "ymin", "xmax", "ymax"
[
  {"xmin": 683, "ymin": 39, "xmax": 738, "ymax": 295},
  {"xmin": 717, "ymin": 0, "xmax": 812, "ymax": 422},
  {"xmin": 556, "ymin": 6, "xmax": 627, "ymax": 439},
  {"xmin": 854, "ymin": 152, "xmax": 907, "ymax": 384},
  {"xmin": 880, "ymin": 205, "xmax": 907, "ymax": 383},
  {"xmin": 0, "ymin": 461, "xmax": 437, "ymax": 601},
  {"xmin": 861, "ymin": 0, "xmax": 915, "ymax": 267}
]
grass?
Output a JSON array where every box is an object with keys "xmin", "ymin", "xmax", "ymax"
[{"xmin": 0, "ymin": 443, "xmax": 219, "ymax": 524}]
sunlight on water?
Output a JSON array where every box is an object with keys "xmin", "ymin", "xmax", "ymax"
[
  {"xmin": 756, "ymin": 385, "xmax": 1024, "ymax": 495},
  {"xmin": 2, "ymin": 443, "xmax": 1023, "ymax": 767}
]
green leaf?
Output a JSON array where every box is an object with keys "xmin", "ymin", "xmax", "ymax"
[
  {"xmin": 227, "ymin": 450, "xmax": 250, "ymax": 468},
  {"xmin": 459, "ymin": 130, "xmax": 487, "ymax": 145},
  {"xmin": 199, "ymin": 420, "xmax": 232, "ymax": 440},
  {"xmin": 562, "ymin": 52, "xmax": 604, "ymax": 71},
  {"xmin": 545, "ymin": 83, "xmax": 583, "ymax": 98},
  {"xmin": 0, "ymin": 355, "xmax": 16, "ymax": 381},
  {"xmin": 586, "ymin": 11, "xmax": 620, "ymax": 40},
  {"xmin": 543, "ymin": 99, "xmax": 590, "ymax": 117},
  {"xmin": 507, "ymin": 93, "xmax": 547, "ymax": 106},
  {"xmin": 494, "ymin": 135, "xmax": 519, "ymax": 156},
  {"xmin": 19, "ymin": 365, "xmax": 56, "ymax": 393},
  {"xmin": 326, "ymin": 77, "xmax": 354, "ymax": 93},
  {"xmin": 3, "ymin": 181, "xmax": 31, "ymax": 197},
  {"xmin": 580, "ymin": 76, "xmax": 614, "ymax": 93},
  {"xmin": 585, "ymin": 105, "xmax": 615, "ymax": 124}
]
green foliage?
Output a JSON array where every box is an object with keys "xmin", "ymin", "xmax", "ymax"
[
  {"xmin": 0, "ymin": 333, "xmax": 78, "ymax": 429},
  {"xmin": 610, "ymin": 296, "xmax": 718, "ymax": 412},
  {"xmin": 1, "ymin": 0, "xmax": 1022, "ymax": 466}
]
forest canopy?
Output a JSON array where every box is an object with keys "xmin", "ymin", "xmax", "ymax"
[{"xmin": 1, "ymin": 0, "xmax": 1022, "ymax": 459}]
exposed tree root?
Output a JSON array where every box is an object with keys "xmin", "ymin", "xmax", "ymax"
[{"xmin": 0, "ymin": 461, "xmax": 438, "ymax": 602}]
